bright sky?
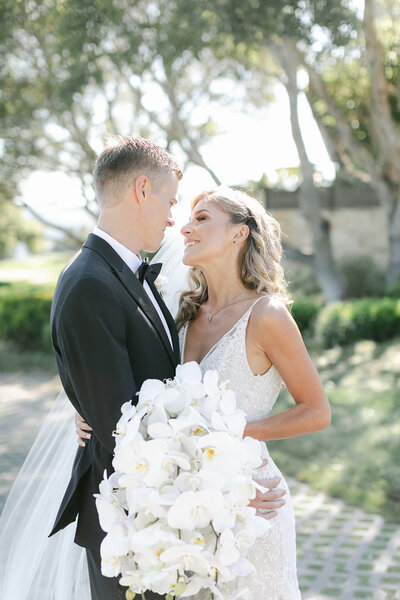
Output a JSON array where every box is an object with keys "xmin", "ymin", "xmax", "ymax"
[{"xmin": 21, "ymin": 82, "xmax": 336, "ymax": 231}]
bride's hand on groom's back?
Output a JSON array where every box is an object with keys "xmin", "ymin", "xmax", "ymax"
[{"xmin": 75, "ymin": 411, "xmax": 92, "ymax": 447}]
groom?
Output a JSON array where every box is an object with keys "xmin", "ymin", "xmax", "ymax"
[
  {"xmin": 49, "ymin": 136, "xmax": 182, "ymax": 599},
  {"xmin": 50, "ymin": 135, "xmax": 286, "ymax": 600}
]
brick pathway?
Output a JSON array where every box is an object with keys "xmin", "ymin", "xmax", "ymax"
[
  {"xmin": 0, "ymin": 375, "xmax": 399, "ymax": 599},
  {"xmin": 289, "ymin": 478, "xmax": 400, "ymax": 600},
  {"xmin": 0, "ymin": 372, "xmax": 61, "ymax": 512}
]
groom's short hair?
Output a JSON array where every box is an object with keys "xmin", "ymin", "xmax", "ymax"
[{"xmin": 93, "ymin": 135, "xmax": 182, "ymax": 206}]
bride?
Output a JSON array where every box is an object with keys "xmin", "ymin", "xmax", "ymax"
[
  {"xmin": 176, "ymin": 188, "xmax": 330, "ymax": 598},
  {"xmin": 0, "ymin": 186, "xmax": 330, "ymax": 599}
]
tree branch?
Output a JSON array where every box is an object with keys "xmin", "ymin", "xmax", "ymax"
[
  {"xmin": 19, "ymin": 200, "xmax": 86, "ymax": 245},
  {"xmin": 364, "ymin": 0, "xmax": 400, "ymax": 188}
]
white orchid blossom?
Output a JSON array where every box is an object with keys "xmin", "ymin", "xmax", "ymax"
[
  {"xmin": 168, "ymin": 489, "xmax": 223, "ymax": 529},
  {"xmin": 174, "ymin": 361, "xmax": 205, "ymax": 399},
  {"xmin": 97, "ymin": 364, "xmax": 268, "ymax": 600},
  {"xmin": 100, "ymin": 523, "xmax": 131, "ymax": 577}
]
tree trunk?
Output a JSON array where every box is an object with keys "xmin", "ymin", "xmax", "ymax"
[
  {"xmin": 387, "ymin": 191, "xmax": 400, "ymax": 286},
  {"xmin": 300, "ymin": 26, "xmax": 400, "ymax": 288},
  {"xmin": 272, "ymin": 39, "xmax": 345, "ymax": 302},
  {"xmin": 364, "ymin": 0, "xmax": 400, "ymax": 287}
]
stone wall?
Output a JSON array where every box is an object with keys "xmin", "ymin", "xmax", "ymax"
[{"xmin": 262, "ymin": 185, "xmax": 388, "ymax": 268}]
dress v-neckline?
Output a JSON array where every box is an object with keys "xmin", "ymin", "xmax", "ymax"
[{"xmin": 182, "ymin": 296, "xmax": 270, "ymax": 365}]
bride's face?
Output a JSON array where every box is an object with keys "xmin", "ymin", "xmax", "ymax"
[{"xmin": 181, "ymin": 199, "xmax": 237, "ymax": 268}]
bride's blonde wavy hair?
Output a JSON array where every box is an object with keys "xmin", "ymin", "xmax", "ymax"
[{"xmin": 176, "ymin": 187, "xmax": 291, "ymax": 330}]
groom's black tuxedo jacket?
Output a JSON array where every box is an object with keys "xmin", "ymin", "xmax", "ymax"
[{"xmin": 49, "ymin": 233, "xmax": 180, "ymax": 550}]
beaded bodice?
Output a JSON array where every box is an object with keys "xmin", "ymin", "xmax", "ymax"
[
  {"xmin": 178, "ymin": 296, "xmax": 301, "ymax": 599},
  {"xmin": 179, "ymin": 297, "xmax": 285, "ymax": 421}
]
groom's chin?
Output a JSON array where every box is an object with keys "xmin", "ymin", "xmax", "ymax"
[{"xmin": 143, "ymin": 239, "xmax": 164, "ymax": 254}]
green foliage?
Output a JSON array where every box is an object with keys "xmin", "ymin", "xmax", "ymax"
[
  {"xmin": 316, "ymin": 298, "xmax": 400, "ymax": 348},
  {"xmin": 315, "ymin": 56, "xmax": 372, "ymax": 148},
  {"xmin": 0, "ymin": 289, "xmax": 53, "ymax": 352},
  {"xmin": 338, "ymin": 255, "xmax": 386, "ymax": 298},
  {"xmin": 291, "ymin": 299, "xmax": 320, "ymax": 335},
  {"xmin": 386, "ymin": 275, "xmax": 400, "ymax": 298},
  {"xmin": 189, "ymin": 0, "xmax": 358, "ymax": 49}
]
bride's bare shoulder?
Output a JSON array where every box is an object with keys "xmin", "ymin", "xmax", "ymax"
[{"xmin": 250, "ymin": 295, "xmax": 297, "ymax": 334}]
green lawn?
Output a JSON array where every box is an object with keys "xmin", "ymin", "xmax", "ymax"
[
  {"xmin": 268, "ymin": 338, "xmax": 400, "ymax": 523},
  {"xmin": 0, "ymin": 251, "xmax": 74, "ymax": 292}
]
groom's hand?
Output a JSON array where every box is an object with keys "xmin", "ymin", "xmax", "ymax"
[{"xmin": 75, "ymin": 411, "xmax": 92, "ymax": 447}]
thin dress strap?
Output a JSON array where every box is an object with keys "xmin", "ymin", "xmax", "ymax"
[{"xmin": 242, "ymin": 295, "xmax": 272, "ymax": 323}]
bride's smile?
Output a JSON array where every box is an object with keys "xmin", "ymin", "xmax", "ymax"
[{"xmin": 181, "ymin": 198, "xmax": 246, "ymax": 271}]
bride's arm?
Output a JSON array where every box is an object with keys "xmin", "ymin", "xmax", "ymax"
[{"xmin": 244, "ymin": 298, "xmax": 331, "ymax": 441}]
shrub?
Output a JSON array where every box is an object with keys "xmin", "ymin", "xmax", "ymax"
[
  {"xmin": 338, "ymin": 255, "xmax": 386, "ymax": 298},
  {"xmin": 291, "ymin": 299, "xmax": 320, "ymax": 335},
  {"xmin": 386, "ymin": 275, "xmax": 400, "ymax": 298},
  {"xmin": 0, "ymin": 290, "xmax": 53, "ymax": 351},
  {"xmin": 316, "ymin": 298, "xmax": 400, "ymax": 348}
]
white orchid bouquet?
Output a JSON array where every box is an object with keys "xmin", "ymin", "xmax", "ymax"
[{"xmin": 96, "ymin": 362, "xmax": 270, "ymax": 600}]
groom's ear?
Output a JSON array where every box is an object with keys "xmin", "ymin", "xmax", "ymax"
[{"xmin": 133, "ymin": 175, "xmax": 149, "ymax": 204}]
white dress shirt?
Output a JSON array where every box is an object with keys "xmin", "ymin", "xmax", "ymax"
[{"xmin": 92, "ymin": 227, "xmax": 173, "ymax": 348}]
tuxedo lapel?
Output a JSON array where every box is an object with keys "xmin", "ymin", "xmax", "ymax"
[
  {"xmin": 148, "ymin": 280, "xmax": 181, "ymax": 365},
  {"xmin": 83, "ymin": 234, "xmax": 176, "ymax": 366}
]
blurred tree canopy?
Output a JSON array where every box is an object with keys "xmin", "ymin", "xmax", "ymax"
[
  {"xmin": 0, "ymin": 183, "xmax": 43, "ymax": 259},
  {"xmin": 0, "ymin": 0, "xmax": 238, "ymax": 232},
  {"xmin": 1, "ymin": 0, "xmax": 399, "ymax": 294}
]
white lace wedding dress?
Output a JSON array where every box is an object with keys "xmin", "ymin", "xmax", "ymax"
[{"xmin": 179, "ymin": 297, "xmax": 301, "ymax": 600}]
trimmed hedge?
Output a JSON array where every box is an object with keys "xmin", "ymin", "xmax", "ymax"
[
  {"xmin": 316, "ymin": 297, "xmax": 400, "ymax": 348},
  {"xmin": 0, "ymin": 290, "xmax": 53, "ymax": 351},
  {"xmin": 338, "ymin": 255, "xmax": 385, "ymax": 298},
  {"xmin": 1, "ymin": 289, "xmax": 399, "ymax": 353},
  {"xmin": 291, "ymin": 299, "xmax": 320, "ymax": 335}
]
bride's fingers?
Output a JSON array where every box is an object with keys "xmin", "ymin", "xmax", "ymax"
[
  {"xmin": 75, "ymin": 412, "xmax": 92, "ymax": 446},
  {"xmin": 254, "ymin": 475, "xmax": 281, "ymax": 489},
  {"xmin": 76, "ymin": 412, "xmax": 92, "ymax": 431},
  {"xmin": 250, "ymin": 496, "xmax": 286, "ymax": 508},
  {"xmin": 254, "ymin": 487, "xmax": 286, "ymax": 501},
  {"xmin": 256, "ymin": 510, "xmax": 278, "ymax": 521},
  {"xmin": 76, "ymin": 423, "xmax": 91, "ymax": 441},
  {"xmin": 77, "ymin": 426, "xmax": 91, "ymax": 439},
  {"xmin": 249, "ymin": 487, "xmax": 287, "ymax": 512}
]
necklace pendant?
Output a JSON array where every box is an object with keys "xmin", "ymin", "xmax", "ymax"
[{"xmin": 208, "ymin": 315, "xmax": 212, "ymax": 322}]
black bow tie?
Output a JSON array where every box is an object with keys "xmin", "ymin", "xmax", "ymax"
[{"xmin": 137, "ymin": 261, "xmax": 162, "ymax": 285}]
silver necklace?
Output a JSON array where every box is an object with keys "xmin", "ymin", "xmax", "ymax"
[{"xmin": 207, "ymin": 294, "xmax": 252, "ymax": 322}]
